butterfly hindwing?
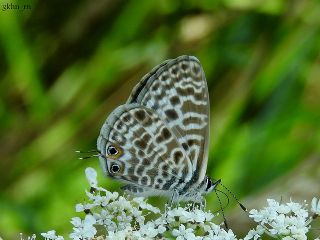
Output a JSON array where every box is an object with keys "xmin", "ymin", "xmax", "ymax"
[
  {"xmin": 97, "ymin": 103, "xmax": 193, "ymax": 194},
  {"xmin": 127, "ymin": 56, "xmax": 210, "ymax": 184}
]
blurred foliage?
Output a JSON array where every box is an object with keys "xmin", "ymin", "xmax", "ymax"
[{"xmin": 0, "ymin": 0, "xmax": 320, "ymax": 239}]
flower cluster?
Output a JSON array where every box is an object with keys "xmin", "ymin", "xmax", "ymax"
[
  {"xmin": 29, "ymin": 167, "xmax": 319, "ymax": 240},
  {"xmin": 244, "ymin": 198, "xmax": 320, "ymax": 240},
  {"xmin": 68, "ymin": 167, "xmax": 236, "ymax": 239}
]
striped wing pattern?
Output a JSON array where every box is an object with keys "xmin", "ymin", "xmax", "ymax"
[{"xmin": 97, "ymin": 55, "xmax": 210, "ymax": 198}]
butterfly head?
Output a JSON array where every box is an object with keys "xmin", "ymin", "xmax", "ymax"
[{"xmin": 202, "ymin": 176, "xmax": 221, "ymax": 194}]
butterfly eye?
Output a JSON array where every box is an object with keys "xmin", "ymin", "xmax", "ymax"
[
  {"xmin": 107, "ymin": 145, "xmax": 118, "ymax": 155},
  {"xmin": 110, "ymin": 163, "xmax": 121, "ymax": 174}
]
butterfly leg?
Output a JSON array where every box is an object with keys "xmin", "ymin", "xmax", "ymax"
[
  {"xmin": 164, "ymin": 192, "xmax": 173, "ymax": 217},
  {"xmin": 189, "ymin": 194, "xmax": 205, "ymax": 210},
  {"xmin": 168, "ymin": 190, "xmax": 179, "ymax": 206},
  {"xmin": 165, "ymin": 190, "xmax": 180, "ymax": 217},
  {"xmin": 201, "ymin": 198, "xmax": 207, "ymax": 209},
  {"xmin": 164, "ymin": 203, "xmax": 171, "ymax": 218},
  {"xmin": 190, "ymin": 200, "xmax": 204, "ymax": 210}
]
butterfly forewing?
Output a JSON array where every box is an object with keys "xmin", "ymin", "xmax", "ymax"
[
  {"xmin": 97, "ymin": 103, "xmax": 193, "ymax": 193},
  {"xmin": 127, "ymin": 56, "xmax": 210, "ymax": 184}
]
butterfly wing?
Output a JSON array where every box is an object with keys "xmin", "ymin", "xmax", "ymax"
[
  {"xmin": 97, "ymin": 103, "xmax": 193, "ymax": 195},
  {"xmin": 127, "ymin": 56, "xmax": 210, "ymax": 185}
]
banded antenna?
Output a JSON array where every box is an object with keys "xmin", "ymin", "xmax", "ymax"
[{"xmin": 76, "ymin": 150, "xmax": 101, "ymax": 160}]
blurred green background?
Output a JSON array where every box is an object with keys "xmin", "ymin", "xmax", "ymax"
[{"xmin": 1, "ymin": 0, "xmax": 320, "ymax": 239}]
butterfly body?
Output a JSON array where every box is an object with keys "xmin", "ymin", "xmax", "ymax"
[{"xmin": 97, "ymin": 55, "xmax": 218, "ymax": 202}]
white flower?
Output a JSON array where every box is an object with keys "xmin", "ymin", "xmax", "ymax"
[
  {"xmin": 192, "ymin": 208, "xmax": 207, "ymax": 223},
  {"xmin": 106, "ymin": 226, "xmax": 148, "ymax": 240},
  {"xmin": 75, "ymin": 203, "xmax": 95, "ymax": 212},
  {"xmin": 202, "ymin": 222, "xmax": 237, "ymax": 240},
  {"xmin": 311, "ymin": 197, "xmax": 320, "ymax": 215},
  {"xmin": 133, "ymin": 197, "xmax": 160, "ymax": 213},
  {"xmin": 167, "ymin": 207, "xmax": 194, "ymax": 223},
  {"xmin": 172, "ymin": 224, "xmax": 197, "ymax": 240},
  {"xmin": 157, "ymin": 224, "xmax": 167, "ymax": 234},
  {"xmin": 96, "ymin": 210, "xmax": 116, "ymax": 231},
  {"xmin": 248, "ymin": 199, "xmax": 311, "ymax": 239},
  {"xmin": 41, "ymin": 230, "xmax": 64, "ymax": 240},
  {"xmin": 178, "ymin": 209, "xmax": 194, "ymax": 223},
  {"xmin": 248, "ymin": 209, "xmax": 269, "ymax": 224},
  {"xmin": 19, "ymin": 234, "xmax": 37, "ymax": 240},
  {"xmin": 89, "ymin": 192, "xmax": 115, "ymax": 207},
  {"xmin": 266, "ymin": 198, "xmax": 280, "ymax": 209},
  {"xmin": 106, "ymin": 227, "xmax": 132, "ymax": 240},
  {"xmin": 243, "ymin": 225, "xmax": 264, "ymax": 240},
  {"xmin": 85, "ymin": 167, "xmax": 98, "ymax": 187},
  {"xmin": 139, "ymin": 222, "xmax": 159, "ymax": 238},
  {"xmin": 82, "ymin": 169, "xmax": 108, "ymax": 193},
  {"xmin": 70, "ymin": 215, "xmax": 97, "ymax": 240},
  {"xmin": 35, "ymin": 167, "xmax": 319, "ymax": 240},
  {"xmin": 111, "ymin": 196, "xmax": 133, "ymax": 211},
  {"xmin": 202, "ymin": 210, "xmax": 214, "ymax": 222},
  {"xmin": 287, "ymin": 201, "xmax": 308, "ymax": 219}
]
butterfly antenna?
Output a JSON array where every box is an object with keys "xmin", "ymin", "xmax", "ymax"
[
  {"xmin": 215, "ymin": 189, "xmax": 230, "ymax": 209},
  {"xmin": 219, "ymin": 182, "xmax": 247, "ymax": 212},
  {"xmin": 75, "ymin": 150, "xmax": 100, "ymax": 153},
  {"xmin": 75, "ymin": 150, "xmax": 101, "ymax": 160},
  {"xmin": 215, "ymin": 189, "xmax": 229, "ymax": 229}
]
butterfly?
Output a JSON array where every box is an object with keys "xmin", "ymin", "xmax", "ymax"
[{"xmin": 97, "ymin": 55, "xmax": 220, "ymax": 202}]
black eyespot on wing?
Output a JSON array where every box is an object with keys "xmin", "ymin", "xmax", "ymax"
[
  {"xmin": 107, "ymin": 145, "xmax": 118, "ymax": 155},
  {"xmin": 110, "ymin": 163, "xmax": 120, "ymax": 173}
]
